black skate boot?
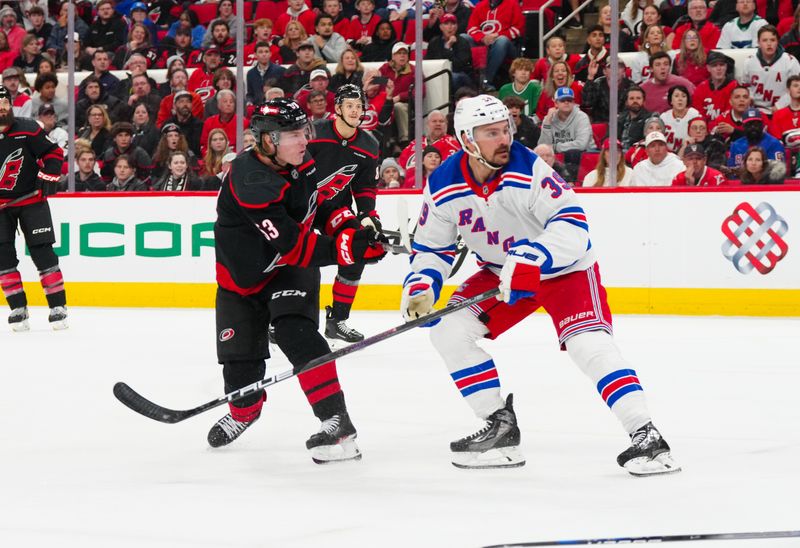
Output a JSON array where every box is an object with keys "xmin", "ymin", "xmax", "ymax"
[
  {"xmin": 617, "ymin": 422, "xmax": 681, "ymax": 476},
  {"xmin": 8, "ymin": 306, "xmax": 29, "ymax": 332},
  {"xmin": 207, "ymin": 414, "xmax": 259, "ymax": 448},
  {"xmin": 324, "ymin": 306, "xmax": 364, "ymax": 343},
  {"xmin": 306, "ymin": 412, "xmax": 361, "ymax": 464},
  {"xmin": 48, "ymin": 306, "xmax": 68, "ymax": 330},
  {"xmin": 450, "ymin": 394, "xmax": 525, "ymax": 469}
]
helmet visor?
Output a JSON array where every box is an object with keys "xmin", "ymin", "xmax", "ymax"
[{"xmin": 272, "ymin": 121, "xmax": 315, "ymax": 146}]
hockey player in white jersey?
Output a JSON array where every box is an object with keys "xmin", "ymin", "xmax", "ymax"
[{"xmin": 401, "ymin": 95, "xmax": 681, "ymax": 476}]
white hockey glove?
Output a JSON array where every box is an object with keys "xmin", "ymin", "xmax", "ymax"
[
  {"xmin": 358, "ymin": 210, "xmax": 383, "ymax": 233},
  {"xmin": 498, "ymin": 248, "xmax": 542, "ymax": 306},
  {"xmin": 401, "ymin": 274, "xmax": 438, "ymax": 323}
]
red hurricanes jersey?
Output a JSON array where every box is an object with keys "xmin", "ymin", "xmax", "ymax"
[
  {"xmin": 671, "ymin": 166, "xmax": 729, "ymax": 187},
  {"xmin": 692, "ymin": 79, "xmax": 737, "ymax": 121},
  {"xmin": 769, "ymin": 106, "xmax": 800, "ymax": 143}
]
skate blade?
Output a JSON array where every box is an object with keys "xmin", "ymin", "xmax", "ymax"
[
  {"xmin": 50, "ymin": 320, "xmax": 68, "ymax": 331},
  {"xmin": 310, "ymin": 436, "xmax": 362, "ymax": 464},
  {"xmin": 10, "ymin": 320, "xmax": 30, "ymax": 332},
  {"xmin": 452, "ymin": 446, "xmax": 526, "ymax": 469},
  {"xmin": 625, "ymin": 452, "xmax": 682, "ymax": 477}
]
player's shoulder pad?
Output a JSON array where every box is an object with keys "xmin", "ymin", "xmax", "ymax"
[
  {"xmin": 8, "ymin": 117, "xmax": 44, "ymax": 136},
  {"xmin": 354, "ymin": 128, "xmax": 380, "ymax": 157},
  {"xmin": 228, "ymin": 151, "xmax": 290, "ymax": 207},
  {"xmin": 427, "ymin": 150, "xmax": 466, "ymax": 196},
  {"xmin": 312, "ymin": 118, "xmax": 335, "ymax": 138}
]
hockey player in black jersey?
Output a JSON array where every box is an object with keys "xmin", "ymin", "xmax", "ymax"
[
  {"xmin": 308, "ymin": 84, "xmax": 382, "ymax": 343},
  {"xmin": 209, "ymin": 98, "xmax": 387, "ymax": 463},
  {"xmin": 0, "ymin": 85, "xmax": 67, "ymax": 331}
]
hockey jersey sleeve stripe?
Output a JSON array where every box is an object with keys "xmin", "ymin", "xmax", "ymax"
[
  {"xmin": 431, "ymin": 182, "xmax": 471, "ymax": 203},
  {"xmin": 42, "ymin": 150, "xmax": 64, "ymax": 162},
  {"xmin": 411, "ymin": 241, "xmax": 456, "ymax": 265},
  {"xmin": 411, "ymin": 241, "xmax": 457, "ymax": 254},
  {"xmin": 277, "ymin": 228, "xmax": 316, "ymax": 267},
  {"xmin": 547, "ymin": 217, "xmax": 590, "ymax": 231}
]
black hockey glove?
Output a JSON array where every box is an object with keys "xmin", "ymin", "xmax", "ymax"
[
  {"xmin": 36, "ymin": 171, "xmax": 60, "ymax": 197},
  {"xmin": 335, "ymin": 227, "xmax": 388, "ymax": 266},
  {"xmin": 357, "ymin": 210, "xmax": 383, "ymax": 234}
]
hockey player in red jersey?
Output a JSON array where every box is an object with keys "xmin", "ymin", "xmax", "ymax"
[
  {"xmin": 208, "ymin": 98, "xmax": 386, "ymax": 463},
  {"xmin": 0, "ymin": 85, "xmax": 67, "ymax": 331},
  {"xmin": 402, "ymin": 95, "xmax": 680, "ymax": 476},
  {"xmin": 308, "ymin": 84, "xmax": 382, "ymax": 343}
]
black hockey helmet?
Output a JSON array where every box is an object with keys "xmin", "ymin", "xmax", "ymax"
[
  {"xmin": 335, "ymin": 83, "xmax": 366, "ymax": 110},
  {"xmin": 250, "ymin": 98, "xmax": 311, "ymax": 149}
]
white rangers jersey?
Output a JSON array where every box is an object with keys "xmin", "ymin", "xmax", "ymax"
[
  {"xmin": 403, "ymin": 142, "xmax": 596, "ymax": 300},
  {"xmin": 661, "ymin": 106, "xmax": 701, "ymax": 152},
  {"xmin": 716, "ymin": 16, "xmax": 768, "ymax": 49},
  {"xmin": 627, "ymin": 50, "xmax": 677, "ymax": 84},
  {"xmin": 744, "ymin": 50, "xmax": 800, "ymax": 111}
]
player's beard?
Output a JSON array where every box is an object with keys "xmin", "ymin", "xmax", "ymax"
[
  {"xmin": 489, "ymin": 145, "xmax": 510, "ymax": 166},
  {"xmin": 0, "ymin": 109, "xmax": 14, "ymax": 126}
]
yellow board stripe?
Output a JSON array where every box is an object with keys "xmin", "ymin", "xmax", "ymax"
[{"xmin": 2, "ymin": 283, "xmax": 800, "ymax": 317}]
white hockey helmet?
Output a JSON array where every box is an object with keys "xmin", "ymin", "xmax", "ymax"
[{"xmin": 453, "ymin": 95, "xmax": 515, "ymax": 168}]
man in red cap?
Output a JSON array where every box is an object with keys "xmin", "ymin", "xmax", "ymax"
[
  {"xmin": 426, "ymin": 13, "xmax": 475, "ymax": 92},
  {"xmin": 672, "ymin": 144, "xmax": 729, "ymax": 186}
]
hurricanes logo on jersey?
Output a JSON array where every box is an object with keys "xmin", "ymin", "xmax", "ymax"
[
  {"xmin": 0, "ymin": 148, "xmax": 24, "ymax": 191},
  {"xmin": 316, "ymin": 164, "xmax": 357, "ymax": 202}
]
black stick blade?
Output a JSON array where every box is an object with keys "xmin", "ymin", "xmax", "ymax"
[{"xmin": 113, "ymin": 382, "xmax": 188, "ymax": 424}]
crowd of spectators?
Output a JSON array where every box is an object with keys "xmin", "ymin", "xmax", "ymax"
[{"xmin": 2, "ymin": 0, "xmax": 799, "ymax": 190}]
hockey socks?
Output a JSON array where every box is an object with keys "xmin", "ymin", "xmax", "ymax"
[
  {"xmin": 331, "ymin": 275, "xmax": 359, "ymax": 320},
  {"xmin": 431, "ymin": 310, "xmax": 505, "ymax": 419},
  {"xmin": 0, "ymin": 268, "xmax": 26, "ymax": 310},
  {"xmin": 297, "ymin": 361, "xmax": 345, "ymax": 420},
  {"xmin": 566, "ymin": 330, "xmax": 651, "ymax": 434},
  {"xmin": 229, "ymin": 393, "xmax": 266, "ymax": 423},
  {"xmin": 39, "ymin": 266, "xmax": 66, "ymax": 308}
]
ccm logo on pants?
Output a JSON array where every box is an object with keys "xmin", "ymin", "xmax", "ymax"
[
  {"xmin": 272, "ymin": 290, "xmax": 308, "ymax": 299},
  {"xmin": 31, "ymin": 227, "xmax": 52, "ymax": 235}
]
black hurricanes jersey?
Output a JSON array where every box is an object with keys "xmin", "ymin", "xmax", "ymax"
[
  {"xmin": 215, "ymin": 149, "xmax": 339, "ymax": 295},
  {"xmin": 0, "ymin": 118, "xmax": 63, "ymax": 206},
  {"xmin": 308, "ymin": 119, "xmax": 380, "ymax": 215}
]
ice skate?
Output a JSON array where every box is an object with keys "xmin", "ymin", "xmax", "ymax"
[
  {"xmin": 48, "ymin": 306, "xmax": 68, "ymax": 330},
  {"xmin": 324, "ymin": 306, "xmax": 364, "ymax": 344},
  {"xmin": 8, "ymin": 306, "xmax": 29, "ymax": 332},
  {"xmin": 617, "ymin": 422, "xmax": 681, "ymax": 477},
  {"xmin": 207, "ymin": 413, "xmax": 259, "ymax": 448},
  {"xmin": 450, "ymin": 394, "xmax": 525, "ymax": 469},
  {"xmin": 306, "ymin": 412, "xmax": 361, "ymax": 464}
]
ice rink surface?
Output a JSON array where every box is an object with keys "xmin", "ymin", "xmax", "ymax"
[{"xmin": 1, "ymin": 307, "xmax": 799, "ymax": 548}]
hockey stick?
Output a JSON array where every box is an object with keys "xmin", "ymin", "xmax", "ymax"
[
  {"xmin": 482, "ymin": 529, "xmax": 800, "ymax": 547},
  {"xmin": 114, "ymin": 287, "xmax": 501, "ymax": 424},
  {"xmin": 0, "ymin": 190, "xmax": 39, "ymax": 211},
  {"xmin": 396, "ymin": 198, "xmax": 412, "ymax": 253}
]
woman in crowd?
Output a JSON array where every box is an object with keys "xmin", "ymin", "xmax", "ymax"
[
  {"xmin": 152, "ymin": 151, "xmax": 203, "ymax": 191},
  {"xmin": 671, "ymin": 28, "xmax": 708, "ymax": 86},
  {"xmin": 203, "ymin": 67, "xmax": 235, "ymax": 118},
  {"xmin": 106, "ymin": 154, "xmax": 147, "ymax": 191},
  {"xmin": 628, "ymin": 24, "xmax": 673, "ymax": 84},
  {"xmin": 113, "ymin": 22, "xmax": 156, "ymax": 70},
  {"xmin": 152, "ymin": 123, "xmax": 197, "ymax": 180},
  {"xmin": 277, "ymin": 21, "xmax": 308, "ymax": 65},
  {"xmin": 584, "ymin": 139, "xmax": 634, "ymax": 187},
  {"xmin": 360, "ymin": 20, "xmax": 397, "ymax": 62},
  {"xmin": 536, "ymin": 61, "xmax": 583, "ymax": 121},
  {"xmin": 200, "ymin": 128, "xmax": 230, "ymax": 186},
  {"xmin": 626, "ymin": 115, "xmax": 666, "ymax": 167},
  {"xmin": 166, "ymin": 10, "xmax": 205, "ymax": 49},
  {"xmin": 632, "ymin": 4, "xmax": 672, "ymax": 46},
  {"xmin": 738, "ymin": 147, "xmax": 786, "ymax": 185},
  {"xmin": 158, "ymin": 56, "xmax": 187, "ymax": 97},
  {"xmin": 661, "ymin": 85, "xmax": 700, "ymax": 153},
  {"xmin": 404, "ymin": 146, "xmax": 442, "ymax": 188},
  {"xmin": 36, "ymin": 56, "xmax": 56, "ymax": 75},
  {"xmin": 0, "ymin": 30, "xmax": 14, "ymax": 73},
  {"xmin": 78, "ymin": 104, "xmax": 113, "ymax": 158},
  {"xmin": 378, "ymin": 157, "xmax": 405, "ymax": 189},
  {"xmin": 131, "ymin": 101, "xmax": 159, "ymax": 157},
  {"xmin": 13, "ymin": 34, "xmax": 45, "ymax": 73},
  {"xmin": 331, "ymin": 49, "xmax": 365, "ymax": 90}
]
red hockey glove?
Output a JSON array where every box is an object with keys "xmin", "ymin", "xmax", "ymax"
[
  {"xmin": 36, "ymin": 171, "xmax": 60, "ymax": 197},
  {"xmin": 325, "ymin": 207, "xmax": 360, "ymax": 236},
  {"xmin": 335, "ymin": 227, "xmax": 388, "ymax": 266}
]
